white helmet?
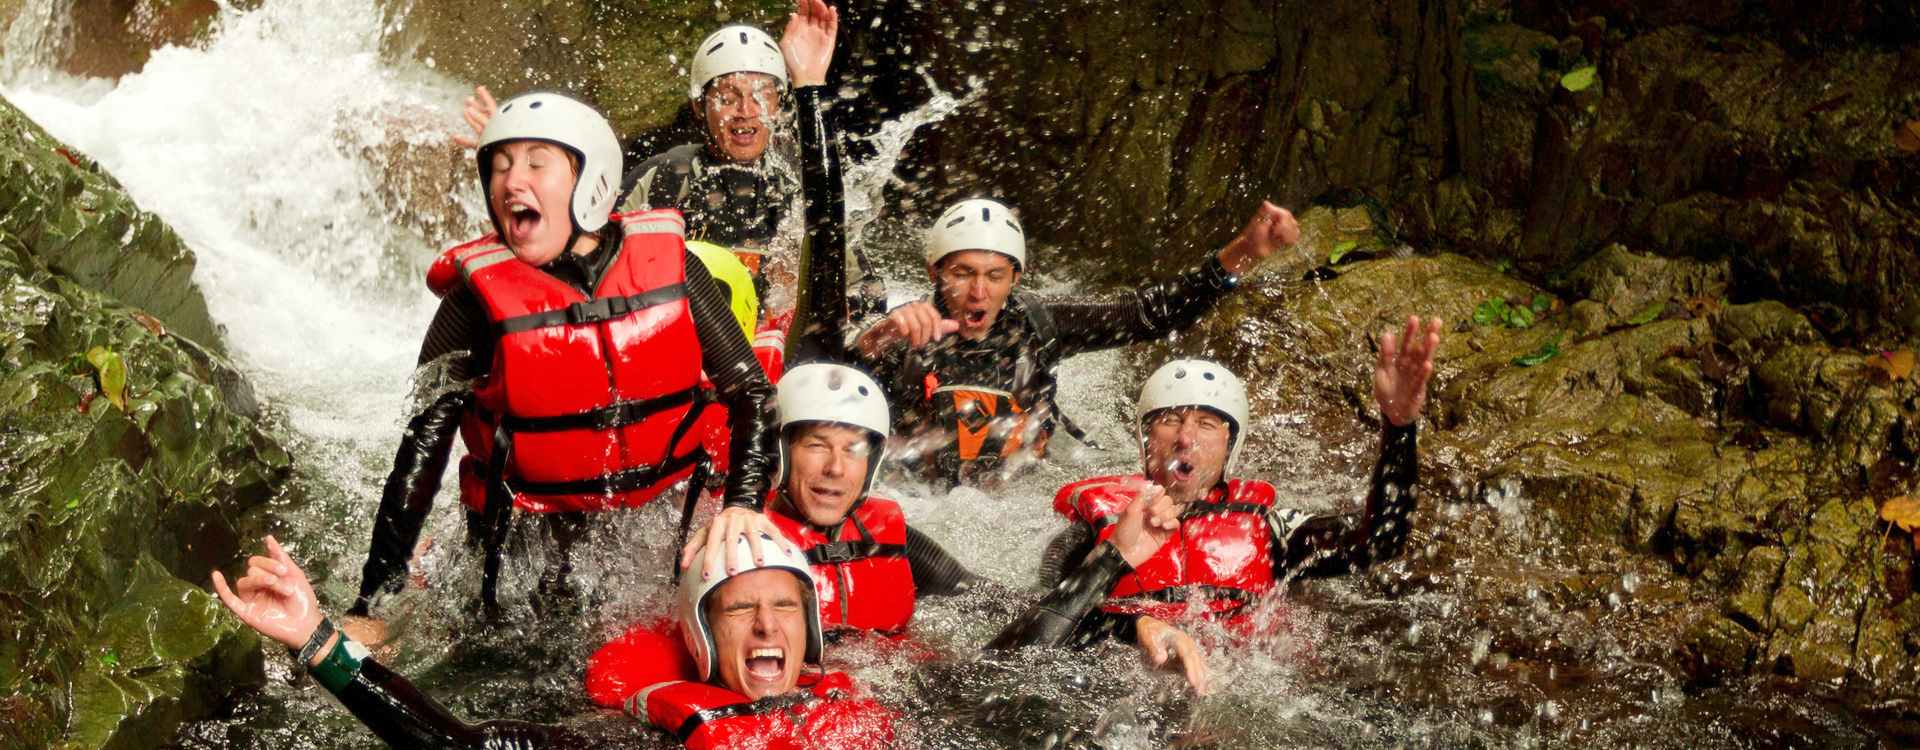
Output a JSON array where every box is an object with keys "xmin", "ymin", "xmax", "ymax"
[
  {"xmin": 689, "ymin": 25, "xmax": 787, "ymax": 100},
  {"xmin": 477, "ymin": 92, "xmax": 623, "ymax": 236},
  {"xmin": 924, "ymin": 198, "xmax": 1027, "ymax": 270},
  {"xmin": 677, "ymin": 531, "xmax": 824, "ymax": 682},
  {"xmin": 1136, "ymin": 359, "xmax": 1252, "ymax": 475},
  {"xmin": 776, "ymin": 363, "xmax": 890, "ymax": 498}
]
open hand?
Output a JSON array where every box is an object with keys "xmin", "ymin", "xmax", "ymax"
[
  {"xmin": 1375, "ymin": 315, "xmax": 1443, "ymax": 426},
  {"xmin": 1217, "ymin": 201, "xmax": 1301, "ymax": 276},
  {"xmin": 211, "ymin": 536, "xmax": 324, "ymax": 651},
  {"xmin": 680, "ymin": 506, "xmax": 798, "ymax": 581},
  {"xmin": 779, "ymin": 0, "xmax": 839, "ymax": 88},
  {"xmin": 451, "ymin": 85, "xmax": 499, "ymax": 150},
  {"xmin": 1135, "ymin": 615, "xmax": 1211, "ymax": 695},
  {"xmin": 855, "ymin": 301, "xmax": 960, "ymax": 356},
  {"xmin": 1108, "ymin": 482, "xmax": 1181, "ymax": 568}
]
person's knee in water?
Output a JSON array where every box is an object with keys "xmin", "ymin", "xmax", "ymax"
[{"xmin": 852, "ymin": 196, "xmax": 1304, "ymax": 487}]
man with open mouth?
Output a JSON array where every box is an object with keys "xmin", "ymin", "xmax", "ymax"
[
  {"xmin": 1014, "ymin": 317, "xmax": 1443, "ymax": 684},
  {"xmin": 850, "ymin": 196, "xmax": 1305, "ymax": 488}
]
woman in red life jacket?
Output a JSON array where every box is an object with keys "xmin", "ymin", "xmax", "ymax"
[
  {"xmin": 1019, "ymin": 317, "xmax": 1444, "ymax": 683},
  {"xmin": 213, "ymin": 534, "xmax": 893, "ymax": 749},
  {"xmin": 342, "ymin": 87, "xmax": 792, "ymax": 640}
]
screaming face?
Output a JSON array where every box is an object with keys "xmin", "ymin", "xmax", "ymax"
[
  {"xmin": 1142, "ymin": 406, "xmax": 1232, "ymax": 504},
  {"xmin": 932, "ymin": 250, "xmax": 1020, "ymax": 340},
  {"xmin": 700, "ymin": 72, "xmax": 783, "ymax": 163},
  {"xmin": 783, "ymin": 423, "xmax": 873, "ymax": 528},
  {"xmin": 706, "ymin": 568, "xmax": 810, "ymax": 700},
  {"xmin": 486, "ymin": 140, "xmax": 580, "ymax": 267}
]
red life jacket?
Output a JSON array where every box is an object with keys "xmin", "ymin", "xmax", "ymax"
[
  {"xmin": 768, "ymin": 497, "xmax": 917, "ymax": 634},
  {"xmin": 586, "ymin": 621, "xmax": 895, "ymax": 750},
  {"xmin": 1053, "ymin": 475, "xmax": 1279, "ymax": 622},
  {"xmin": 425, "ymin": 210, "xmax": 717, "ymax": 513}
]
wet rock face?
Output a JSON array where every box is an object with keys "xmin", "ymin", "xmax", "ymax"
[
  {"xmin": 379, "ymin": 0, "xmax": 791, "ymax": 143},
  {"xmin": 875, "ymin": 0, "xmax": 1918, "ymax": 346},
  {"xmin": 0, "ymin": 0, "xmax": 242, "ymax": 78},
  {"xmin": 1164, "ymin": 236, "xmax": 1920, "ymax": 701},
  {"xmin": 0, "ymin": 95, "xmax": 288, "ymax": 748}
]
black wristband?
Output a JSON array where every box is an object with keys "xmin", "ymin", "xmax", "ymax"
[{"xmin": 293, "ymin": 617, "xmax": 336, "ymax": 667}]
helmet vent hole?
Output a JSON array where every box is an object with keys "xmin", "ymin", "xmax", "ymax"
[
  {"xmin": 945, "ymin": 216, "xmax": 966, "ymax": 228},
  {"xmin": 739, "ymin": 31, "xmax": 749, "ymax": 44},
  {"xmin": 707, "ymin": 41, "xmax": 727, "ymax": 54},
  {"xmin": 981, "ymin": 207, "xmax": 991, "ymax": 222},
  {"xmin": 528, "ymin": 100, "xmax": 543, "ymax": 109},
  {"xmin": 857, "ymin": 385, "xmax": 870, "ymax": 397},
  {"xmin": 1006, "ymin": 219, "xmax": 1022, "ymax": 234},
  {"xmin": 501, "ymin": 103, "xmax": 514, "ymax": 113},
  {"xmin": 1174, "ymin": 368, "xmax": 1187, "ymax": 378},
  {"xmin": 1203, "ymin": 372, "xmax": 1216, "ymax": 380}
]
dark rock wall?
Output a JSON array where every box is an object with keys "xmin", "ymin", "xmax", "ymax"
[{"xmin": 864, "ymin": 0, "xmax": 1919, "ymax": 345}]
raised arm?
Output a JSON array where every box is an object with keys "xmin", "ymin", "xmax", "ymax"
[
  {"xmin": 1272, "ymin": 316, "xmax": 1440, "ymax": 579},
  {"xmin": 1045, "ymin": 202, "xmax": 1300, "ymax": 356}
]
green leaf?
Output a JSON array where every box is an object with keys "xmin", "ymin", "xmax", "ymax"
[
  {"xmin": 1504, "ymin": 304, "xmax": 1536, "ymax": 329},
  {"xmin": 1328, "ymin": 240, "xmax": 1358, "ymax": 264},
  {"xmin": 1531, "ymin": 294, "xmax": 1552, "ymax": 315},
  {"xmin": 99, "ymin": 648, "xmax": 118, "ymax": 669},
  {"xmin": 85, "ymin": 346, "xmax": 128, "ymax": 411},
  {"xmin": 64, "ymin": 498, "xmax": 78, "ymax": 511},
  {"xmin": 1493, "ymin": 258, "xmax": 1515, "ymax": 274},
  {"xmin": 1561, "ymin": 65, "xmax": 1599, "ymax": 92},
  {"xmin": 1514, "ymin": 335, "xmax": 1564, "ymax": 367},
  {"xmin": 1627, "ymin": 301, "xmax": 1665, "ymax": 326},
  {"xmin": 1473, "ymin": 298, "xmax": 1510, "ymax": 326}
]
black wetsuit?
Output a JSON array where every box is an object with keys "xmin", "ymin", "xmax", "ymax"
[
  {"xmin": 994, "ymin": 423, "xmax": 1421, "ymax": 648},
  {"xmin": 350, "ymin": 221, "xmax": 779, "ymax": 616},
  {"xmin": 855, "ymin": 261, "xmax": 1241, "ymax": 485},
  {"xmin": 623, "ymin": 142, "xmax": 793, "ymax": 251}
]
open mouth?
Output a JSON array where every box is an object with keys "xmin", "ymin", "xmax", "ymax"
[
  {"xmin": 505, "ymin": 199, "xmax": 542, "ymax": 239},
  {"xmin": 727, "ymin": 124, "xmax": 760, "ymax": 147},
  {"xmin": 964, "ymin": 309, "xmax": 988, "ymax": 326},
  {"xmin": 746, "ymin": 647, "xmax": 785, "ymax": 680},
  {"xmin": 1170, "ymin": 459, "xmax": 1195, "ymax": 483}
]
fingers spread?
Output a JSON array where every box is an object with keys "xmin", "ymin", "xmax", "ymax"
[{"xmin": 211, "ymin": 571, "xmax": 242, "ymax": 611}]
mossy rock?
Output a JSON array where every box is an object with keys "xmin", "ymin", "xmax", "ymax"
[
  {"xmin": 0, "ymin": 95, "xmax": 222, "ymax": 351},
  {"xmin": 0, "ymin": 98, "xmax": 288, "ymax": 746}
]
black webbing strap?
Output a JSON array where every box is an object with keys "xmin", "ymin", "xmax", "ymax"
[
  {"xmin": 670, "ymin": 460, "xmax": 711, "ymax": 579},
  {"xmin": 805, "ymin": 541, "xmax": 908, "ymax": 565},
  {"xmin": 675, "ymin": 690, "xmax": 817, "ymax": 742},
  {"xmin": 510, "ymin": 451, "xmax": 705, "ymax": 497},
  {"xmin": 495, "ymin": 283, "xmax": 688, "ymax": 335},
  {"xmin": 1114, "ymin": 585, "xmax": 1256, "ymax": 606},
  {"xmin": 478, "ymin": 423, "xmax": 515, "ymax": 617},
  {"xmin": 501, "ymin": 388, "xmax": 698, "ymax": 433}
]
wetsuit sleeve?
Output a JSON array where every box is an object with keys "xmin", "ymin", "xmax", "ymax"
[
  {"xmin": 350, "ymin": 291, "xmax": 488, "ymax": 616},
  {"xmin": 1033, "ymin": 523, "xmax": 1095, "ymax": 591},
  {"xmin": 329, "ymin": 656, "xmax": 581, "ymax": 748},
  {"xmin": 686, "ymin": 254, "xmax": 778, "ymax": 511},
  {"xmin": 903, "ymin": 525, "xmax": 978, "ymax": 597},
  {"xmin": 1277, "ymin": 423, "xmax": 1419, "ymax": 579},
  {"xmin": 985, "ymin": 541, "xmax": 1132, "ymax": 650},
  {"xmin": 786, "ymin": 85, "xmax": 852, "ymax": 365},
  {"xmin": 1041, "ymin": 255, "xmax": 1240, "ymax": 357}
]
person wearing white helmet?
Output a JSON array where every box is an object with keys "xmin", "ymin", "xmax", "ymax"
[
  {"xmin": 676, "ymin": 363, "xmax": 981, "ymax": 637},
  {"xmin": 459, "ymin": 0, "xmax": 883, "ymax": 377},
  {"xmin": 345, "ymin": 90, "xmax": 784, "ymax": 642},
  {"xmin": 213, "ymin": 534, "xmax": 896, "ymax": 748},
  {"xmin": 1029, "ymin": 316, "xmax": 1443, "ymax": 678},
  {"xmin": 851, "ymin": 198, "xmax": 1304, "ymax": 486}
]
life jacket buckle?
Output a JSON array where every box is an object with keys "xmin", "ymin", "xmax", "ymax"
[{"xmin": 814, "ymin": 542, "xmax": 854, "ymax": 563}]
